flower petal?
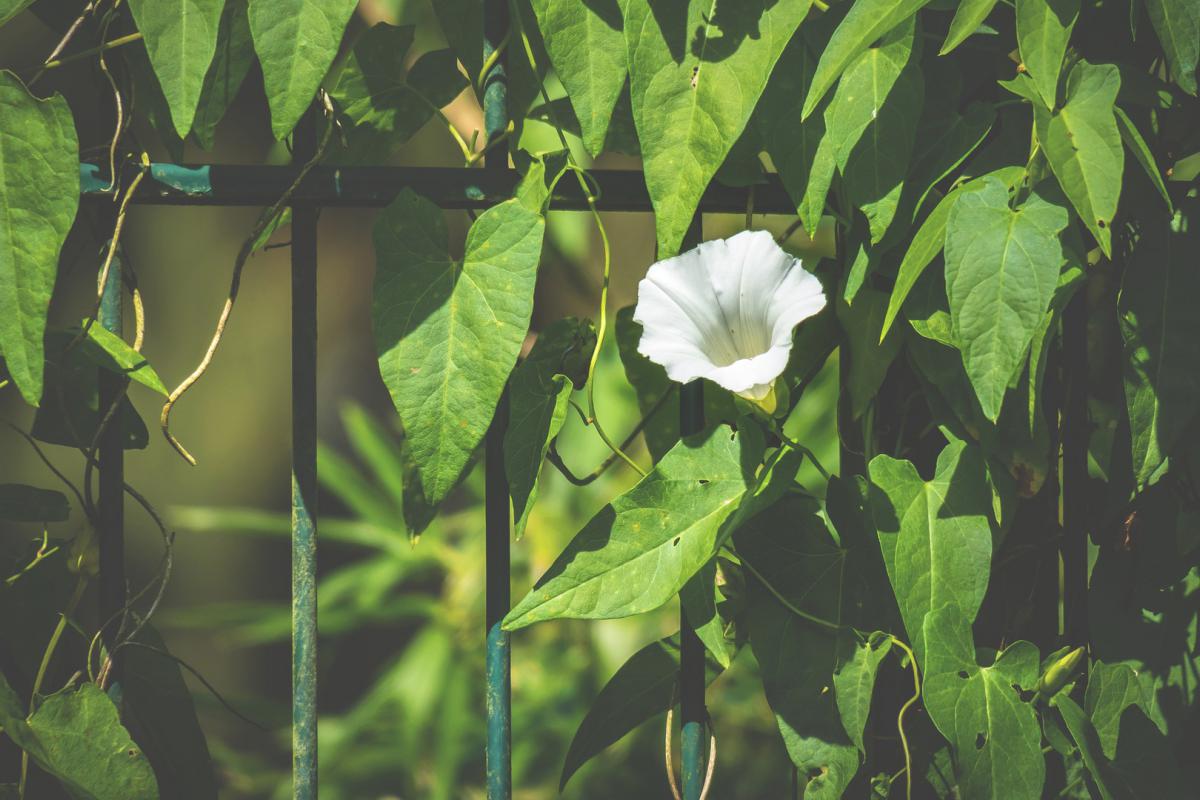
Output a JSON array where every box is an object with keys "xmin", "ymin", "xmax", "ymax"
[{"xmin": 634, "ymin": 230, "xmax": 827, "ymax": 395}]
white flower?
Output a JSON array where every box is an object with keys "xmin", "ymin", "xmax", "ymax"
[{"xmin": 634, "ymin": 230, "xmax": 826, "ymax": 412}]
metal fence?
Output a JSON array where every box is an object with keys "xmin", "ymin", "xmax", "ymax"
[{"xmin": 75, "ymin": 0, "xmax": 1091, "ymax": 797}]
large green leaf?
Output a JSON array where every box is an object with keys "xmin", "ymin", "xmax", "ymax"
[
  {"xmin": 1118, "ymin": 197, "xmax": 1200, "ymax": 486},
  {"xmin": 0, "ymin": 72, "xmax": 79, "ymax": 407},
  {"xmin": 801, "ymin": 0, "xmax": 933, "ymax": 119},
  {"xmin": 827, "ymin": 19, "xmax": 923, "ymax": 243},
  {"xmin": 0, "ymin": 483, "xmax": 69, "ymax": 522},
  {"xmin": 529, "ymin": 0, "xmax": 626, "ymax": 156},
  {"xmin": 1083, "ymin": 661, "xmax": 1152, "ymax": 759},
  {"xmin": 679, "ymin": 559, "xmax": 735, "ymax": 668},
  {"xmin": 1015, "ymin": 0, "xmax": 1078, "ymax": 108},
  {"xmin": 941, "ymin": 0, "xmax": 1001, "ymax": 54},
  {"xmin": 247, "ymin": 0, "xmax": 357, "ymax": 139},
  {"xmin": 328, "ymin": 24, "xmax": 469, "ymax": 164},
  {"xmin": 1055, "ymin": 695, "xmax": 1179, "ymax": 799},
  {"xmin": 505, "ymin": 317, "xmax": 595, "ymax": 538},
  {"xmin": 867, "ymin": 440, "xmax": 994, "ymax": 665},
  {"xmin": 122, "ymin": 628, "xmax": 217, "ymax": 800},
  {"xmin": 1114, "ymin": 106, "xmax": 1172, "ymax": 211},
  {"xmin": 0, "ymin": 676, "xmax": 159, "ymax": 800},
  {"xmin": 881, "ymin": 167, "xmax": 1025, "ymax": 341},
  {"xmin": 757, "ymin": 13, "xmax": 840, "ymax": 234},
  {"xmin": 1035, "ymin": 61, "xmax": 1123, "ymax": 256},
  {"xmin": 739, "ymin": 498, "xmax": 862, "ymax": 799},
  {"xmin": 372, "ymin": 190, "xmax": 544, "ymax": 530},
  {"xmin": 833, "ymin": 630, "xmax": 892, "ymax": 752},
  {"xmin": 837, "ymin": 283, "xmax": 904, "ymax": 420},
  {"xmin": 0, "ymin": 1, "xmax": 34, "ymax": 26},
  {"xmin": 432, "ymin": 0, "xmax": 483, "ymax": 81},
  {"xmin": 923, "ymin": 608, "xmax": 1045, "ymax": 798},
  {"xmin": 944, "ymin": 177, "xmax": 1067, "ymax": 421},
  {"xmin": 191, "ymin": 0, "xmax": 255, "ymax": 150},
  {"xmin": 503, "ymin": 428, "xmax": 756, "ymax": 629},
  {"xmin": 127, "ymin": 0, "xmax": 225, "ymax": 137},
  {"xmin": 1144, "ymin": 0, "xmax": 1199, "ymax": 95},
  {"xmin": 624, "ymin": 0, "xmax": 810, "ymax": 255},
  {"xmin": 559, "ymin": 634, "xmax": 724, "ymax": 789}
]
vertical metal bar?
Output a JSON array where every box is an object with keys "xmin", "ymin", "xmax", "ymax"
[
  {"xmin": 482, "ymin": 2, "xmax": 511, "ymax": 798},
  {"xmin": 97, "ymin": 231, "xmax": 125, "ymax": 670},
  {"xmin": 679, "ymin": 214, "xmax": 707, "ymax": 800},
  {"xmin": 1061, "ymin": 293, "xmax": 1089, "ymax": 646},
  {"xmin": 290, "ymin": 103, "xmax": 320, "ymax": 800}
]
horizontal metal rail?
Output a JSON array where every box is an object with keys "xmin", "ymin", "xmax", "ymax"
[{"xmin": 79, "ymin": 162, "xmax": 795, "ymax": 213}]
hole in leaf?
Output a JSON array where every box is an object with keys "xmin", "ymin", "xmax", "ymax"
[
  {"xmin": 698, "ymin": 479, "xmax": 709, "ymax": 485},
  {"xmin": 1098, "ymin": 219, "xmax": 1108, "ymax": 228},
  {"xmin": 975, "ymin": 732, "xmax": 986, "ymax": 750},
  {"xmin": 958, "ymin": 670, "xmax": 970, "ymax": 680},
  {"xmin": 673, "ymin": 537, "xmax": 681, "ymax": 546}
]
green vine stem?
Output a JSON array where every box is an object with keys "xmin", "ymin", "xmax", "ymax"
[
  {"xmin": 510, "ymin": 0, "xmax": 646, "ymax": 478},
  {"xmin": 20, "ymin": 577, "xmax": 88, "ymax": 799},
  {"xmin": 888, "ymin": 636, "xmax": 921, "ymax": 800}
]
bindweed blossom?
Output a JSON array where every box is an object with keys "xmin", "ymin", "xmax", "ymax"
[{"xmin": 634, "ymin": 230, "xmax": 826, "ymax": 414}]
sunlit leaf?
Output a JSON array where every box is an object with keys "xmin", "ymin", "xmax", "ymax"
[{"xmin": 1015, "ymin": 0, "xmax": 1078, "ymax": 108}]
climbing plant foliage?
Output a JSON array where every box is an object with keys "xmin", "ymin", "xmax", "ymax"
[{"xmin": 1, "ymin": 0, "xmax": 1198, "ymax": 797}]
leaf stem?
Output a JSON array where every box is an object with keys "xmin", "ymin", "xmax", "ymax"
[
  {"xmin": 510, "ymin": 0, "xmax": 646, "ymax": 477},
  {"xmin": 21, "ymin": 576, "xmax": 87, "ymax": 798},
  {"xmin": 739, "ymin": 556, "xmax": 842, "ymax": 631},
  {"xmin": 889, "ymin": 636, "xmax": 921, "ymax": 800},
  {"xmin": 33, "ymin": 31, "xmax": 144, "ymax": 73}
]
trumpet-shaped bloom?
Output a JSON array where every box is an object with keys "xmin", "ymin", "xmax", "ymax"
[{"xmin": 634, "ymin": 230, "xmax": 826, "ymax": 409}]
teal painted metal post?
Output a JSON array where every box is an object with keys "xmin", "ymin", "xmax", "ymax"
[
  {"xmin": 290, "ymin": 103, "xmax": 320, "ymax": 799},
  {"xmin": 679, "ymin": 214, "xmax": 707, "ymax": 799},
  {"xmin": 482, "ymin": 1, "xmax": 512, "ymax": 797},
  {"xmin": 97, "ymin": 232, "xmax": 125, "ymax": 669}
]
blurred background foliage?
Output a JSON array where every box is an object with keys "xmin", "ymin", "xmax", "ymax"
[{"xmin": 0, "ymin": 1, "xmax": 838, "ymax": 796}]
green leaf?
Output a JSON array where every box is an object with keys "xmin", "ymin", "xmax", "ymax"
[
  {"xmin": 75, "ymin": 322, "xmax": 168, "ymax": 396},
  {"xmin": 624, "ymin": 0, "xmax": 811, "ymax": 255},
  {"xmin": 127, "ymin": 0, "xmax": 225, "ymax": 137},
  {"xmin": 0, "ymin": 71, "xmax": 79, "ymax": 407},
  {"xmin": 680, "ymin": 560, "xmax": 734, "ymax": 668},
  {"xmin": 739, "ymin": 498, "xmax": 861, "ymax": 798},
  {"xmin": 867, "ymin": 440, "xmax": 994, "ymax": 665},
  {"xmin": 1114, "ymin": 106, "xmax": 1172, "ymax": 211},
  {"xmin": 941, "ymin": 0, "xmax": 1001, "ymax": 54},
  {"xmin": 122, "ymin": 628, "xmax": 217, "ymax": 800},
  {"xmin": 1083, "ymin": 661, "xmax": 1151, "ymax": 759},
  {"xmin": 758, "ymin": 30, "xmax": 829, "ymax": 235},
  {"xmin": 801, "ymin": 0, "xmax": 933, "ymax": 119},
  {"xmin": 32, "ymin": 332, "xmax": 149, "ymax": 450},
  {"xmin": 529, "ymin": 0, "xmax": 626, "ymax": 156},
  {"xmin": 0, "ymin": 675, "xmax": 159, "ymax": 800},
  {"xmin": 922, "ymin": 607, "xmax": 1045, "ymax": 799},
  {"xmin": 1015, "ymin": 0, "xmax": 1078, "ymax": 108},
  {"xmin": 833, "ymin": 631, "xmax": 893, "ymax": 752},
  {"xmin": 248, "ymin": 0, "xmax": 357, "ymax": 139},
  {"xmin": 837, "ymin": 284, "xmax": 904, "ymax": 420},
  {"xmin": 503, "ymin": 428, "xmax": 756, "ymax": 629},
  {"xmin": 505, "ymin": 317, "xmax": 595, "ymax": 538},
  {"xmin": 432, "ymin": 0, "xmax": 483, "ymax": 81},
  {"xmin": 1144, "ymin": 0, "xmax": 1199, "ymax": 95},
  {"xmin": 829, "ymin": 19, "xmax": 924, "ymax": 243},
  {"xmin": 191, "ymin": 0, "xmax": 255, "ymax": 150},
  {"xmin": 882, "ymin": 170, "xmax": 1018, "ymax": 342},
  {"xmin": 1118, "ymin": 197, "xmax": 1200, "ymax": 486},
  {"xmin": 0, "ymin": 0, "xmax": 33, "ymax": 26},
  {"xmin": 1034, "ymin": 61, "xmax": 1123, "ymax": 256},
  {"xmin": 373, "ymin": 190, "xmax": 543, "ymax": 531},
  {"xmin": 559, "ymin": 634, "xmax": 724, "ymax": 789},
  {"xmin": 328, "ymin": 24, "xmax": 468, "ymax": 164},
  {"xmin": 0, "ymin": 484, "xmax": 69, "ymax": 522},
  {"xmin": 943, "ymin": 177, "xmax": 1067, "ymax": 421}
]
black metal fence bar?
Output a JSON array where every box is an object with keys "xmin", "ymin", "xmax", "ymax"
[
  {"xmin": 289, "ymin": 104, "xmax": 321, "ymax": 799},
  {"xmin": 79, "ymin": 163, "xmax": 795, "ymax": 213}
]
